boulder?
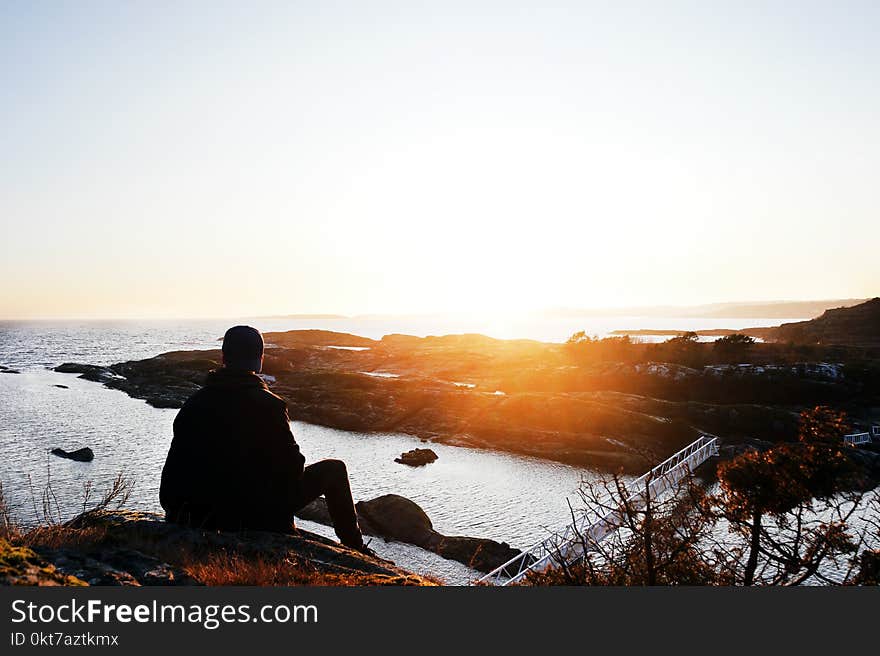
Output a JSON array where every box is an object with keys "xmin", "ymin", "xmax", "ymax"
[
  {"xmin": 395, "ymin": 448, "xmax": 439, "ymax": 467},
  {"xmin": 432, "ymin": 535, "xmax": 522, "ymax": 574},
  {"xmin": 51, "ymin": 447, "xmax": 95, "ymax": 462},
  {"xmin": 356, "ymin": 494, "xmax": 435, "ymax": 544},
  {"xmin": 298, "ymin": 493, "xmax": 521, "ymax": 573}
]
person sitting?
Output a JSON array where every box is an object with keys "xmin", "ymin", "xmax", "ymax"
[{"xmin": 159, "ymin": 325, "xmax": 373, "ymax": 555}]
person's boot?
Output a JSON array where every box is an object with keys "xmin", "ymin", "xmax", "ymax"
[{"xmin": 348, "ymin": 538, "xmax": 393, "ymax": 564}]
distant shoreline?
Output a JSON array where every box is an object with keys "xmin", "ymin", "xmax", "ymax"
[
  {"xmin": 611, "ymin": 327, "xmax": 776, "ymax": 338},
  {"xmin": 253, "ymin": 299, "xmax": 865, "ymax": 323}
]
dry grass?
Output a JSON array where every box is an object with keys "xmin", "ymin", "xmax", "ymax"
[
  {"xmin": 17, "ymin": 523, "xmax": 426, "ymax": 586},
  {"xmin": 19, "ymin": 523, "xmax": 110, "ymax": 550},
  {"xmin": 181, "ymin": 552, "xmax": 413, "ymax": 586},
  {"xmin": 0, "ymin": 482, "xmax": 13, "ymax": 542}
]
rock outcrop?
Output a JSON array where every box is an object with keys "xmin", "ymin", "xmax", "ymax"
[
  {"xmin": 37, "ymin": 546, "xmax": 198, "ymax": 586},
  {"xmin": 770, "ymin": 298, "xmax": 880, "ymax": 347},
  {"xmin": 297, "ymin": 493, "xmax": 520, "ymax": 573},
  {"xmin": 55, "ymin": 348, "xmax": 694, "ymax": 472},
  {"xmin": 12, "ymin": 510, "xmax": 433, "ymax": 586},
  {"xmin": 51, "ymin": 447, "xmax": 95, "ymax": 462},
  {"xmin": 395, "ymin": 448, "xmax": 438, "ymax": 467},
  {"xmin": 55, "ymin": 357, "xmax": 207, "ymax": 410}
]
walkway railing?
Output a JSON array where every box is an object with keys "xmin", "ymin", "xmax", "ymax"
[
  {"xmin": 844, "ymin": 432, "xmax": 872, "ymax": 446},
  {"xmin": 476, "ymin": 435, "xmax": 719, "ymax": 586}
]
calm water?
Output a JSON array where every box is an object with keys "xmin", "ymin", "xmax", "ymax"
[{"xmin": 0, "ymin": 316, "xmax": 802, "ymax": 584}]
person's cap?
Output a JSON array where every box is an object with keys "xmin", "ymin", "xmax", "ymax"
[{"xmin": 222, "ymin": 325, "xmax": 264, "ymax": 373}]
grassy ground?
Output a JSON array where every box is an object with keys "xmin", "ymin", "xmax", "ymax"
[{"xmin": 0, "ymin": 482, "xmax": 435, "ymax": 587}]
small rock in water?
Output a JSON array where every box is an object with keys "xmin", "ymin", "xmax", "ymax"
[
  {"xmin": 394, "ymin": 448, "xmax": 438, "ymax": 467},
  {"xmin": 51, "ymin": 447, "xmax": 95, "ymax": 462},
  {"xmin": 0, "ymin": 365, "xmax": 20, "ymax": 374},
  {"xmin": 146, "ymin": 396, "xmax": 183, "ymax": 409},
  {"xmin": 54, "ymin": 384, "xmax": 69, "ymax": 389}
]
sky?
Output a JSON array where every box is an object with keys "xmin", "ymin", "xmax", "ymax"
[{"xmin": 1, "ymin": 1, "xmax": 878, "ymax": 319}]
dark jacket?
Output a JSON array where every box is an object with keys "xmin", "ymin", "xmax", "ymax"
[{"xmin": 159, "ymin": 368, "xmax": 305, "ymax": 530}]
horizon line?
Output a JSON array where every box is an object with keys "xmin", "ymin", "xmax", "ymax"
[{"xmin": 0, "ymin": 296, "xmax": 872, "ymax": 323}]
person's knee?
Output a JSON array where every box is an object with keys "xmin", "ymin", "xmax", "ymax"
[
  {"xmin": 325, "ymin": 458, "xmax": 347, "ymax": 477},
  {"xmin": 313, "ymin": 458, "xmax": 347, "ymax": 479}
]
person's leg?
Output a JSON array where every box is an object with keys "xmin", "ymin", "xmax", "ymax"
[{"xmin": 295, "ymin": 459, "xmax": 364, "ymax": 548}]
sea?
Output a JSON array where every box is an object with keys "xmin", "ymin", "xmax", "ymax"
[{"xmin": 0, "ymin": 314, "xmax": 807, "ymax": 584}]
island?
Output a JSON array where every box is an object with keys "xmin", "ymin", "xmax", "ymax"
[{"xmin": 54, "ymin": 299, "xmax": 880, "ymax": 475}]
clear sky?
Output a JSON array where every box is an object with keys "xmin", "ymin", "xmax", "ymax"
[{"xmin": 1, "ymin": 1, "xmax": 878, "ymax": 319}]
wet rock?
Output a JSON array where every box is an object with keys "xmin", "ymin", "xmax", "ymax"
[
  {"xmin": 55, "ymin": 363, "xmax": 114, "ymax": 380},
  {"xmin": 53, "ymin": 384, "xmax": 69, "ymax": 389},
  {"xmin": 394, "ymin": 448, "xmax": 438, "ymax": 467},
  {"xmin": 146, "ymin": 396, "xmax": 184, "ymax": 409},
  {"xmin": 51, "ymin": 447, "xmax": 95, "ymax": 462},
  {"xmin": 0, "ymin": 364, "xmax": 20, "ymax": 374},
  {"xmin": 432, "ymin": 535, "xmax": 521, "ymax": 574},
  {"xmin": 298, "ymin": 493, "xmax": 521, "ymax": 573}
]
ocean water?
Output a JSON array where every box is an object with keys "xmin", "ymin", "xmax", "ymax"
[{"xmin": 0, "ymin": 315, "xmax": 801, "ymax": 584}]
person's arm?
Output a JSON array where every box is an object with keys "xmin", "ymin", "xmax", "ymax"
[
  {"xmin": 266, "ymin": 402, "xmax": 306, "ymax": 511},
  {"xmin": 278, "ymin": 404, "xmax": 306, "ymax": 478},
  {"xmin": 160, "ymin": 403, "xmax": 201, "ymax": 514},
  {"xmin": 264, "ymin": 400, "xmax": 305, "ymax": 479}
]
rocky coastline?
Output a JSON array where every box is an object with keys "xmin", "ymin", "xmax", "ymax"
[
  {"xmin": 54, "ymin": 316, "xmax": 880, "ymax": 473},
  {"xmin": 12, "ymin": 300, "xmax": 880, "ymax": 586}
]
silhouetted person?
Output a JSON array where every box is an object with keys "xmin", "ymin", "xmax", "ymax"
[{"xmin": 160, "ymin": 325, "xmax": 372, "ymax": 554}]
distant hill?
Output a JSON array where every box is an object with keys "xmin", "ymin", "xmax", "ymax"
[
  {"xmin": 546, "ymin": 299, "xmax": 867, "ymax": 320},
  {"xmin": 686, "ymin": 299, "xmax": 868, "ymax": 319},
  {"xmin": 265, "ymin": 329, "xmax": 376, "ymax": 348},
  {"xmin": 769, "ymin": 298, "xmax": 880, "ymax": 346},
  {"xmin": 258, "ymin": 313, "xmax": 349, "ymax": 320}
]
